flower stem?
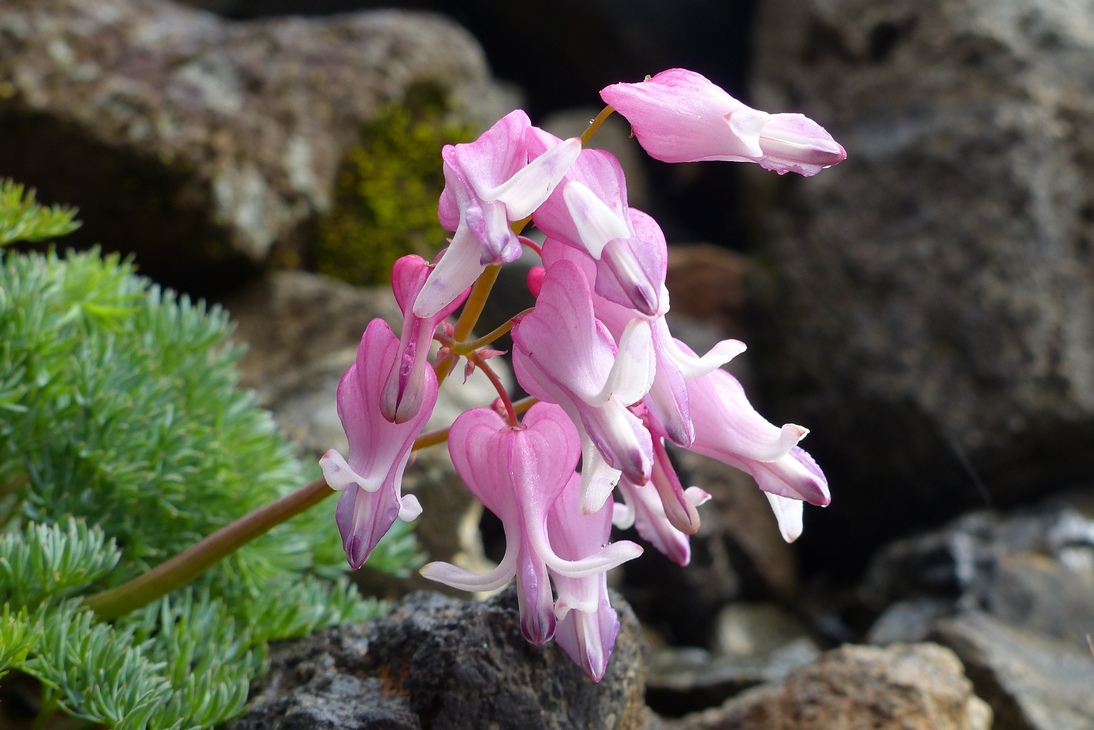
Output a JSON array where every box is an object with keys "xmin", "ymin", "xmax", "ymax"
[
  {"xmin": 468, "ymin": 351, "xmax": 519, "ymax": 426},
  {"xmin": 436, "ymin": 264, "xmax": 502, "ymax": 386},
  {"xmin": 454, "ymin": 264, "xmax": 501, "ymax": 342},
  {"xmin": 581, "ymin": 106, "xmax": 615, "ymax": 146},
  {"xmin": 82, "ymin": 477, "xmax": 334, "ymax": 620},
  {"xmin": 450, "ymin": 318, "xmax": 515, "ymax": 355}
]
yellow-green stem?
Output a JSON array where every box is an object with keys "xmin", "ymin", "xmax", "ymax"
[
  {"xmin": 83, "ymin": 477, "xmax": 333, "ymax": 620},
  {"xmin": 437, "ymin": 264, "xmax": 502, "ymax": 386},
  {"xmin": 581, "ymin": 106, "xmax": 616, "ymax": 146},
  {"xmin": 413, "ymin": 426, "xmax": 450, "ymax": 450},
  {"xmin": 451, "ymin": 318, "xmax": 516, "ymax": 356},
  {"xmin": 455, "ymin": 264, "xmax": 501, "ymax": 342}
]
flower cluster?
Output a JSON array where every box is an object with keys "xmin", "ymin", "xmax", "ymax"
[{"xmin": 321, "ymin": 69, "xmax": 843, "ymax": 681}]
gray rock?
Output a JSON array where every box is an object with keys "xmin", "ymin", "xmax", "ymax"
[
  {"xmin": 747, "ymin": 0, "xmax": 1094, "ymax": 564},
  {"xmin": 0, "ymin": 0, "xmax": 510, "ymax": 293},
  {"xmin": 646, "ymin": 604, "xmax": 820, "ymax": 718},
  {"xmin": 230, "ymin": 587, "xmax": 650, "ymax": 730},
  {"xmin": 932, "ymin": 612, "xmax": 1094, "ymax": 730},
  {"xmin": 664, "ymin": 643, "xmax": 992, "ymax": 730},
  {"xmin": 859, "ymin": 491, "xmax": 1094, "ymax": 646}
]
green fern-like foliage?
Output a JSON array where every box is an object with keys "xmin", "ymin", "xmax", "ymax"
[
  {"xmin": 0, "ymin": 183, "xmax": 423, "ymax": 728},
  {"xmin": 313, "ymin": 83, "xmax": 478, "ymax": 286},
  {"xmin": 0, "ymin": 180, "xmax": 79, "ymax": 246}
]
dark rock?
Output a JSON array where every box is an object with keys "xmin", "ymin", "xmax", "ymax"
[
  {"xmin": 0, "ymin": 0, "xmax": 509, "ymax": 295},
  {"xmin": 747, "ymin": 0, "xmax": 1094, "ymax": 572},
  {"xmin": 230, "ymin": 587, "xmax": 649, "ymax": 730},
  {"xmin": 664, "ymin": 643, "xmax": 991, "ymax": 730},
  {"xmin": 932, "ymin": 612, "xmax": 1094, "ymax": 730}
]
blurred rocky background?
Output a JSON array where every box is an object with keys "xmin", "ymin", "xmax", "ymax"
[{"xmin": 2, "ymin": 0, "xmax": 1092, "ymax": 728}]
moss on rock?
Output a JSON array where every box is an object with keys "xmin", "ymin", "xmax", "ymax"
[{"xmin": 312, "ymin": 84, "xmax": 477, "ymax": 286}]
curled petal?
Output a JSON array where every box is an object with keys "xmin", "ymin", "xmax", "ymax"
[
  {"xmin": 562, "ymin": 181, "xmax": 632, "ymax": 259},
  {"xmin": 420, "ymin": 548, "xmax": 518, "ymax": 592},
  {"xmin": 594, "ymin": 318, "xmax": 656, "ymax": 407},
  {"xmin": 488, "ymin": 137, "xmax": 582, "ymax": 218}
]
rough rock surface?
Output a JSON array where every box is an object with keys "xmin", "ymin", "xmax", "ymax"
[
  {"xmin": 748, "ymin": 0, "xmax": 1094, "ymax": 568},
  {"xmin": 932, "ymin": 612, "xmax": 1094, "ymax": 730},
  {"xmin": 0, "ymin": 0, "xmax": 509, "ymax": 293},
  {"xmin": 229, "ymin": 587, "xmax": 649, "ymax": 730},
  {"xmin": 664, "ymin": 643, "xmax": 992, "ymax": 730}
]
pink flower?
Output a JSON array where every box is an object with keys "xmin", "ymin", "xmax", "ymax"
[
  {"xmin": 547, "ymin": 471, "xmax": 623, "ymax": 682},
  {"xmin": 413, "ymin": 111, "xmax": 581, "ymax": 319},
  {"xmin": 601, "ymin": 68, "xmax": 846, "ymax": 176},
  {"xmin": 319, "ymin": 319, "xmax": 438, "ymax": 569},
  {"xmin": 527, "ymin": 128, "xmax": 665, "ymax": 316},
  {"xmin": 420, "ymin": 403, "xmax": 641, "ymax": 644},
  {"xmin": 512, "ymin": 258, "xmax": 657, "ymax": 514},
  {"xmin": 614, "ymin": 470, "xmax": 710, "ymax": 567},
  {"xmin": 541, "ymin": 237, "xmax": 745, "ymax": 447},
  {"xmin": 380, "ymin": 254, "xmax": 469, "ymax": 423},
  {"xmin": 678, "ymin": 366, "xmax": 830, "ymax": 542}
]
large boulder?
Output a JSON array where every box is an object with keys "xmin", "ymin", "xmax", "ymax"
[
  {"xmin": 0, "ymin": 0, "xmax": 509, "ymax": 294},
  {"xmin": 230, "ymin": 587, "xmax": 650, "ymax": 730},
  {"xmin": 747, "ymin": 0, "xmax": 1094, "ymax": 569}
]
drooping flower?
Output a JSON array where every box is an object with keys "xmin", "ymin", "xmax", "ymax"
[
  {"xmin": 673, "ymin": 365, "xmax": 830, "ymax": 542},
  {"xmin": 526, "ymin": 128, "xmax": 665, "ymax": 316},
  {"xmin": 380, "ymin": 254, "xmax": 470, "ymax": 423},
  {"xmin": 319, "ymin": 318, "xmax": 438, "ymax": 569},
  {"xmin": 601, "ymin": 68, "xmax": 846, "ymax": 176},
  {"xmin": 419, "ymin": 402, "xmax": 642, "ymax": 644},
  {"xmin": 547, "ymin": 471, "xmax": 623, "ymax": 682},
  {"xmin": 512, "ymin": 258, "xmax": 656, "ymax": 514},
  {"xmin": 613, "ymin": 468, "xmax": 710, "ymax": 567},
  {"xmin": 413, "ymin": 111, "xmax": 581, "ymax": 319}
]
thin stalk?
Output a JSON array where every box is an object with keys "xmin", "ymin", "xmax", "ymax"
[
  {"xmin": 468, "ymin": 351, "xmax": 518, "ymax": 426},
  {"xmin": 512, "ymin": 395, "xmax": 537, "ymax": 416},
  {"xmin": 436, "ymin": 264, "xmax": 503, "ymax": 387},
  {"xmin": 83, "ymin": 477, "xmax": 333, "ymax": 620},
  {"xmin": 450, "ymin": 318, "xmax": 515, "ymax": 356},
  {"xmin": 454, "ymin": 264, "xmax": 501, "ymax": 342},
  {"xmin": 581, "ymin": 106, "xmax": 615, "ymax": 146},
  {"xmin": 413, "ymin": 425, "xmax": 451, "ymax": 451}
]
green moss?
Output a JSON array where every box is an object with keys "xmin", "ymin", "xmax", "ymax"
[{"xmin": 313, "ymin": 84, "xmax": 478, "ymax": 286}]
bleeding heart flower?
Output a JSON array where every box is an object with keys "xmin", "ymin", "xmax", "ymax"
[
  {"xmin": 319, "ymin": 318, "xmax": 437, "ymax": 569},
  {"xmin": 419, "ymin": 402, "xmax": 641, "ymax": 644}
]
